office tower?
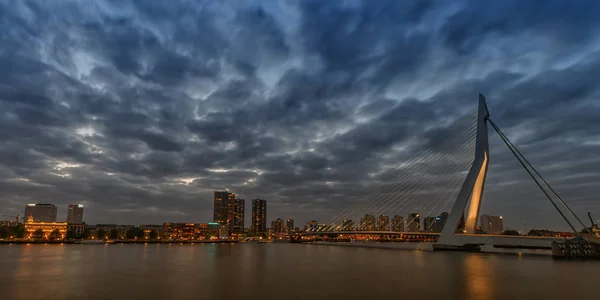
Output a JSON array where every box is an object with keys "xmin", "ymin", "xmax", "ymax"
[
  {"xmin": 286, "ymin": 219, "xmax": 294, "ymax": 233},
  {"xmin": 233, "ymin": 198, "xmax": 245, "ymax": 233},
  {"xmin": 271, "ymin": 218, "xmax": 285, "ymax": 233},
  {"xmin": 480, "ymin": 214, "xmax": 504, "ymax": 234},
  {"xmin": 432, "ymin": 212, "xmax": 449, "ymax": 232},
  {"xmin": 359, "ymin": 214, "xmax": 376, "ymax": 231},
  {"xmin": 424, "ymin": 216, "xmax": 436, "ymax": 231},
  {"xmin": 391, "ymin": 215, "xmax": 404, "ymax": 232},
  {"xmin": 407, "ymin": 213, "xmax": 420, "ymax": 232},
  {"xmin": 67, "ymin": 204, "xmax": 84, "ymax": 224},
  {"xmin": 341, "ymin": 219, "xmax": 355, "ymax": 231},
  {"xmin": 24, "ymin": 203, "xmax": 57, "ymax": 222},
  {"xmin": 251, "ymin": 199, "xmax": 267, "ymax": 235},
  {"xmin": 377, "ymin": 215, "xmax": 390, "ymax": 231}
]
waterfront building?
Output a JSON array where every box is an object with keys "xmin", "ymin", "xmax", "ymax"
[
  {"xmin": 480, "ymin": 214, "xmax": 504, "ymax": 234},
  {"xmin": 214, "ymin": 191, "xmax": 245, "ymax": 234},
  {"xmin": 424, "ymin": 216, "xmax": 436, "ymax": 231},
  {"xmin": 286, "ymin": 219, "xmax": 294, "ymax": 233},
  {"xmin": 407, "ymin": 213, "xmax": 420, "ymax": 232},
  {"xmin": 24, "ymin": 203, "xmax": 57, "ymax": 222},
  {"xmin": 432, "ymin": 212, "xmax": 449, "ymax": 232},
  {"xmin": 24, "ymin": 216, "xmax": 67, "ymax": 240},
  {"xmin": 341, "ymin": 219, "xmax": 355, "ymax": 231},
  {"xmin": 306, "ymin": 220, "xmax": 318, "ymax": 231},
  {"xmin": 359, "ymin": 214, "xmax": 376, "ymax": 231},
  {"xmin": 271, "ymin": 218, "xmax": 285, "ymax": 233},
  {"xmin": 377, "ymin": 215, "xmax": 390, "ymax": 231},
  {"xmin": 391, "ymin": 215, "xmax": 404, "ymax": 232},
  {"xmin": 67, "ymin": 204, "xmax": 84, "ymax": 224},
  {"xmin": 233, "ymin": 198, "xmax": 245, "ymax": 233},
  {"xmin": 251, "ymin": 199, "xmax": 267, "ymax": 235}
]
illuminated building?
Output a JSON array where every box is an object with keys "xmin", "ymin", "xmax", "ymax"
[
  {"xmin": 214, "ymin": 191, "xmax": 235, "ymax": 226},
  {"xmin": 341, "ymin": 219, "xmax": 355, "ymax": 231},
  {"xmin": 424, "ymin": 216, "xmax": 436, "ymax": 231},
  {"xmin": 24, "ymin": 216, "xmax": 67, "ymax": 240},
  {"xmin": 214, "ymin": 191, "xmax": 245, "ymax": 234},
  {"xmin": 251, "ymin": 199, "xmax": 267, "ymax": 235},
  {"xmin": 432, "ymin": 212, "xmax": 449, "ymax": 232},
  {"xmin": 67, "ymin": 204, "xmax": 84, "ymax": 224},
  {"xmin": 306, "ymin": 220, "xmax": 318, "ymax": 231},
  {"xmin": 271, "ymin": 218, "xmax": 285, "ymax": 233},
  {"xmin": 407, "ymin": 213, "xmax": 420, "ymax": 232},
  {"xmin": 286, "ymin": 219, "xmax": 294, "ymax": 233},
  {"xmin": 233, "ymin": 198, "xmax": 245, "ymax": 233},
  {"xmin": 480, "ymin": 215, "xmax": 504, "ymax": 234},
  {"xmin": 377, "ymin": 215, "xmax": 390, "ymax": 231},
  {"xmin": 24, "ymin": 203, "xmax": 57, "ymax": 222},
  {"xmin": 391, "ymin": 215, "xmax": 404, "ymax": 232},
  {"xmin": 359, "ymin": 214, "xmax": 376, "ymax": 231}
]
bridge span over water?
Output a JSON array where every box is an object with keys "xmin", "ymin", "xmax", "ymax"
[{"xmin": 305, "ymin": 94, "xmax": 591, "ymax": 252}]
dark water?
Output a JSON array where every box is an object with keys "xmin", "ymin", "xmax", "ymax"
[{"xmin": 1, "ymin": 244, "xmax": 599, "ymax": 300}]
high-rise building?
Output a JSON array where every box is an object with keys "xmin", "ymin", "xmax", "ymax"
[
  {"xmin": 67, "ymin": 204, "xmax": 84, "ymax": 224},
  {"xmin": 359, "ymin": 214, "xmax": 376, "ymax": 231},
  {"xmin": 407, "ymin": 213, "xmax": 420, "ymax": 232},
  {"xmin": 233, "ymin": 198, "xmax": 245, "ymax": 233},
  {"xmin": 271, "ymin": 218, "xmax": 285, "ymax": 233},
  {"xmin": 286, "ymin": 219, "xmax": 294, "ymax": 233},
  {"xmin": 391, "ymin": 215, "xmax": 404, "ymax": 232},
  {"xmin": 24, "ymin": 203, "xmax": 57, "ymax": 222},
  {"xmin": 341, "ymin": 219, "xmax": 355, "ymax": 231},
  {"xmin": 214, "ymin": 191, "xmax": 245, "ymax": 234},
  {"xmin": 251, "ymin": 199, "xmax": 267, "ymax": 235},
  {"xmin": 432, "ymin": 212, "xmax": 449, "ymax": 232},
  {"xmin": 424, "ymin": 216, "xmax": 436, "ymax": 231},
  {"xmin": 377, "ymin": 215, "xmax": 390, "ymax": 231},
  {"xmin": 213, "ymin": 191, "xmax": 234, "ymax": 226},
  {"xmin": 480, "ymin": 214, "xmax": 504, "ymax": 234}
]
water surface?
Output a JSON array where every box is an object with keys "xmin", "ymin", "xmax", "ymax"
[{"xmin": 1, "ymin": 244, "xmax": 598, "ymax": 300}]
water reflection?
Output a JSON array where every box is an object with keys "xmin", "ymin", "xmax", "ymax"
[{"xmin": 0, "ymin": 245, "xmax": 599, "ymax": 300}]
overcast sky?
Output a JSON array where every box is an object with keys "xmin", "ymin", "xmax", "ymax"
[{"xmin": 0, "ymin": 0, "xmax": 599, "ymax": 230}]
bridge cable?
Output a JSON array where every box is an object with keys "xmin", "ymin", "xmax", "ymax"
[
  {"xmin": 487, "ymin": 117, "xmax": 591, "ymax": 235},
  {"xmin": 326, "ymin": 125, "xmax": 476, "ymax": 232},
  {"xmin": 319, "ymin": 110, "xmax": 477, "ymax": 231},
  {"xmin": 333, "ymin": 127, "xmax": 475, "ymax": 230},
  {"xmin": 374, "ymin": 137, "xmax": 475, "ymax": 223},
  {"xmin": 486, "ymin": 117, "xmax": 580, "ymax": 235}
]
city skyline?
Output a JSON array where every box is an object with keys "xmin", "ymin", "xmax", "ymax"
[{"xmin": 0, "ymin": 1, "xmax": 599, "ymax": 230}]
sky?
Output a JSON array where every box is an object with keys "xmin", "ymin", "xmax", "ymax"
[{"xmin": 0, "ymin": 0, "xmax": 599, "ymax": 231}]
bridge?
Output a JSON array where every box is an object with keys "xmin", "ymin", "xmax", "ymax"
[{"xmin": 299, "ymin": 94, "xmax": 592, "ymax": 251}]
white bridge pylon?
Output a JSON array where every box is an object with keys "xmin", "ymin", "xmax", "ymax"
[{"xmin": 437, "ymin": 94, "xmax": 490, "ymax": 245}]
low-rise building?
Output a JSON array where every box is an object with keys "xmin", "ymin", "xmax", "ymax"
[{"xmin": 24, "ymin": 216, "xmax": 67, "ymax": 240}]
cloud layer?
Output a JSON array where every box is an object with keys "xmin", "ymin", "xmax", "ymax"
[{"xmin": 1, "ymin": 0, "xmax": 599, "ymax": 230}]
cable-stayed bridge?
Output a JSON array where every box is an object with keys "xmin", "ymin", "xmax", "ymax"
[{"xmin": 298, "ymin": 94, "xmax": 597, "ymax": 251}]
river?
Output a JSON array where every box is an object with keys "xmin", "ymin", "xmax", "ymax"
[{"xmin": 0, "ymin": 243, "xmax": 598, "ymax": 300}]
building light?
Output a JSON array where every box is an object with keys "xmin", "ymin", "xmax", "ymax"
[
  {"xmin": 78, "ymin": 205, "xmax": 83, "ymax": 208},
  {"xmin": 27, "ymin": 204, "xmax": 36, "ymax": 206}
]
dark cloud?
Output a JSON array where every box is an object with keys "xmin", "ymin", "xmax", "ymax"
[{"xmin": 0, "ymin": 0, "xmax": 598, "ymax": 230}]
